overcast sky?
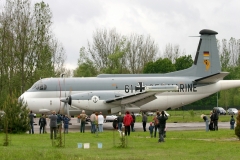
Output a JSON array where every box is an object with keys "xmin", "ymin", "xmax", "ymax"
[{"xmin": 33, "ymin": 0, "xmax": 240, "ymax": 70}]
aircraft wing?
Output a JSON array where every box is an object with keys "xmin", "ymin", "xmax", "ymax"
[
  {"xmin": 105, "ymin": 92, "xmax": 157, "ymax": 106},
  {"xmin": 105, "ymin": 85, "xmax": 178, "ymax": 106},
  {"xmin": 195, "ymin": 72, "xmax": 229, "ymax": 83}
]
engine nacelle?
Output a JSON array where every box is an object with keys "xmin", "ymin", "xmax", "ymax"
[{"xmin": 67, "ymin": 91, "xmax": 124, "ymax": 111}]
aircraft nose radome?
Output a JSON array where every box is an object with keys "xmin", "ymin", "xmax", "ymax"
[
  {"xmin": 18, "ymin": 97, "xmax": 21, "ymax": 103},
  {"xmin": 18, "ymin": 94, "xmax": 24, "ymax": 103}
]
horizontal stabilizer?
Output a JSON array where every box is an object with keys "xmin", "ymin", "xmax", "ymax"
[{"xmin": 195, "ymin": 72, "xmax": 229, "ymax": 83}]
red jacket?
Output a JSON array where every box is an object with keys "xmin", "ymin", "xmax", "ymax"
[{"xmin": 123, "ymin": 114, "xmax": 133, "ymax": 126}]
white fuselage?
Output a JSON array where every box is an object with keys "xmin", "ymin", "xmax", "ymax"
[{"xmin": 19, "ymin": 79, "xmax": 240, "ymax": 115}]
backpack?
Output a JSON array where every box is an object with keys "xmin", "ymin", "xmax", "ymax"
[
  {"xmin": 230, "ymin": 118, "xmax": 235, "ymax": 125},
  {"xmin": 154, "ymin": 116, "xmax": 159, "ymax": 126}
]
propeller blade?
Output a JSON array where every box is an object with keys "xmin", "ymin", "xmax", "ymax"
[{"xmin": 60, "ymin": 98, "xmax": 68, "ymax": 103}]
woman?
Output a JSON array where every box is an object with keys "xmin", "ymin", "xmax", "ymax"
[{"xmin": 201, "ymin": 114, "xmax": 209, "ymax": 131}]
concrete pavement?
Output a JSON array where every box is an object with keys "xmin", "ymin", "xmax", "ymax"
[{"xmin": 32, "ymin": 118, "xmax": 232, "ymax": 133}]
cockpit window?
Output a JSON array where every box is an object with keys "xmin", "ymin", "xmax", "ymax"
[{"xmin": 31, "ymin": 84, "xmax": 47, "ymax": 90}]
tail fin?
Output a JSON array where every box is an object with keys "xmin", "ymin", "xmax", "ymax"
[{"xmin": 167, "ymin": 29, "xmax": 221, "ymax": 77}]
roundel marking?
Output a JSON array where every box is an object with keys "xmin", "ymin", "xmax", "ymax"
[{"xmin": 92, "ymin": 96, "xmax": 99, "ymax": 103}]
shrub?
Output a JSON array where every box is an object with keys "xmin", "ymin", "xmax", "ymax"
[{"xmin": 235, "ymin": 111, "xmax": 240, "ymax": 140}]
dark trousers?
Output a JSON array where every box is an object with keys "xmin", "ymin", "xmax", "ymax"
[
  {"xmin": 91, "ymin": 122, "xmax": 96, "ymax": 133},
  {"xmin": 213, "ymin": 120, "xmax": 218, "ymax": 131},
  {"xmin": 154, "ymin": 125, "xmax": 158, "ymax": 137},
  {"xmin": 50, "ymin": 127, "xmax": 57, "ymax": 139},
  {"xmin": 142, "ymin": 122, "xmax": 146, "ymax": 132},
  {"xmin": 131, "ymin": 123, "xmax": 135, "ymax": 132},
  {"xmin": 80, "ymin": 121, "xmax": 85, "ymax": 133},
  {"xmin": 29, "ymin": 123, "xmax": 34, "ymax": 134},
  {"xmin": 158, "ymin": 127, "xmax": 165, "ymax": 142},
  {"xmin": 125, "ymin": 126, "xmax": 131, "ymax": 136},
  {"xmin": 40, "ymin": 125, "xmax": 45, "ymax": 134}
]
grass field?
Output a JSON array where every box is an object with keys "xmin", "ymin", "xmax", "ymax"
[
  {"xmin": 135, "ymin": 110, "xmax": 235, "ymax": 123},
  {"xmin": 0, "ymin": 129, "xmax": 239, "ymax": 160}
]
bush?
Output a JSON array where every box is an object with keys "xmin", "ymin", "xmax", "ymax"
[
  {"xmin": 1, "ymin": 92, "xmax": 29, "ymax": 134},
  {"xmin": 235, "ymin": 111, "xmax": 240, "ymax": 140}
]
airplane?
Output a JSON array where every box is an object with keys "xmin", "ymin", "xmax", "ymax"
[{"xmin": 19, "ymin": 29, "xmax": 240, "ymax": 116}]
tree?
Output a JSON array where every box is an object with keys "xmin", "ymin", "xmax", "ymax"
[
  {"xmin": 163, "ymin": 44, "xmax": 185, "ymax": 63},
  {"xmin": 0, "ymin": 0, "xmax": 66, "ymax": 110},
  {"xmin": 143, "ymin": 58, "xmax": 175, "ymax": 73},
  {"xmin": 235, "ymin": 111, "xmax": 240, "ymax": 140},
  {"xmin": 125, "ymin": 34, "xmax": 158, "ymax": 73},
  {"xmin": 77, "ymin": 28, "xmax": 158, "ymax": 75},
  {"xmin": 74, "ymin": 47, "xmax": 98, "ymax": 77},
  {"xmin": 2, "ymin": 91, "xmax": 29, "ymax": 134},
  {"xmin": 174, "ymin": 55, "xmax": 193, "ymax": 71}
]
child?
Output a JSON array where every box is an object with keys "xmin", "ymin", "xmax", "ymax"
[
  {"xmin": 149, "ymin": 122, "xmax": 154, "ymax": 138},
  {"xmin": 63, "ymin": 115, "xmax": 71, "ymax": 133},
  {"xmin": 230, "ymin": 115, "xmax": 235, "ymax": 130}
]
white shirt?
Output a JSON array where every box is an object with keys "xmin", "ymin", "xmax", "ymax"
[{"xmin": 98, "ymin": 115, "xmax": 104, "ymax": 124}]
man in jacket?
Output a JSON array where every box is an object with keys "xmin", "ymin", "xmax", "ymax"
[
  {"xmin": 49, "ymin": 111, "xmax": 57, "ymax": 139},
  {"xmin": 79, "ymin": 110, "xmax": 87, "ymax": 133},
  {"xmin": 28, "ymin": 110, "xmax": 34, "ymax": 134},
  {"xmin": 142, "ymin": 112, "xmax": 148, "ymax": 132},
  {"xmin": 213, "ymin": 109, "xmax": 219, "ymax": 131},
  {"xmin": 63, "ymin": 115, "xmax": 71, "ymax": 134},
  {"xmin": 123, "ymin": 111, "xmax": 133, "ymax": 136},
  {"xmin": 117, "ymin": 112, "xmax": 123, "ymax": 131},
  {"xmin": 90, "ymin": 112, "xmax": 97, "ymax": 133},
  {"xmin": 131, "ymin": 112, "xmax": 136, "ymax": 132},
  {"xmin": 39, "ymin": 114, "xmax": 47, "ymax": 134},
  {"xmin": 158, "ymin": 111, "xmax": 168, "ymax": 143}
]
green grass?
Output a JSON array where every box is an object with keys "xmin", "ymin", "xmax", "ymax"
[
  {"xmin": 0, "ymin": 129, "xmax": 239, "ymax": 160},
  {"xmin": 136, "ymin": 110, "xmax": 234, "ymax": 123}
]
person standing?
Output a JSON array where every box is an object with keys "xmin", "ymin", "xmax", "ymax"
[
  {"xmin": 63, "ymin": 115, "xmax": 71, "ymax": 134},
  {"xmin": 117, "ymin": 112, "xmax": 123, "ymax": 131},
  {"xmin": 79, "ymin": 110, "xmax": 87, "ymax": 133},
  {"xmin": 213, "ymin": 109, "xmax": 219, "ymax": 131},
  {"xmin": 209, "ymin": 111, "xmax": 214, "ymax": 131},
  {"xmin": 49, "ymin": 111, "xmax": 57, "ymax": 139},
  {"xmin": 153, "ymin": 111, "xmax": 160, "ymax": 137},
  {"xmin": 39, "ymin": 114, "xmax": 47, "ymax": 134},
  {"xmin": 201, "ymin": 114, "xmax": 209, "ymax": 131},
  {"xmin": 131, "ymin": 112, "xmax": 136, "ymax": 132},
  {"xmin": 158, "ymin": 111, "xmax": 168, "ymax": 143},
  {"xmin": 142, "ymin": 112, "xmax": 148, "ymax": 132},
  {"xmin": 230, "ymin": 115, "xmax": 235, "ymax": 130},
  {"xmin": 90, "ymin": 112, "xmax": 97, "ymax": 133},
  {"xmin": 28, "ymin": 110, "xmax": 34, "ymax": 134},
  {"xmin": 98, "ymin": 112, "xmax": 104, "ymax": 132},
  {"xmin": 56, "ymin": 111, "xmax": 63, "ymax": 133},
  {"xmin": 149, "ymin": 122, "xmax": 154, "ymax": 138},
  {"xmin": 123, "ymin": 111, "xmax": 133, "ymax": 136}
]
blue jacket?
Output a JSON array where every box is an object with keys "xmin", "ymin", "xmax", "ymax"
[{"xmin": 63, "ymin": 117, "xmax": 70, "ymax": 128}]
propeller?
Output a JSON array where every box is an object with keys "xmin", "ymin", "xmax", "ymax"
[
  {"xmin": 58, "ymin": 77, "xmax": 72, "ymax": 117},
  {"xmin": 60, "ymin": 88, "xmax": 72, "ymax": 117}
]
